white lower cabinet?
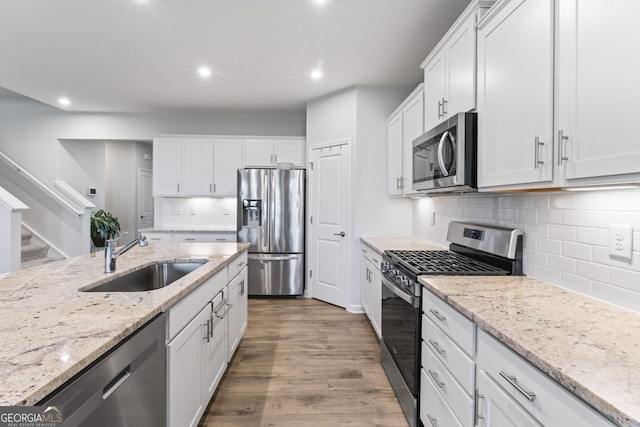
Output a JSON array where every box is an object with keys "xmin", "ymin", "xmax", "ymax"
[
  {"xmin": 172, "ymin": 232, "xmax": 237, "ymax": 243},
  {"xmin": 226, "ymin": 266, "xmax": 248, "ymax": 361},
  {"xmin": 166, "ymin": 252, "xmax": 248, "ymax": 427},
  {"xmin": 476, "ymin": 329, "xmax": 614, "ymax": 427},
  {"xmin": 360, "ymin": 243, "xmax": 381, "ymax": 338}
]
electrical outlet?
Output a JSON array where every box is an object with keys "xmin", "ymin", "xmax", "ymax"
[
  {"xmin": 429, "ymin": 211, "xmax": 436, "ymax": 226},
  {"xmin": 190, "ymin": 206, "xmax": 196, "ymax": 215},
  {"xmin": 172, "ymin": 206, "xmax": 182, "ymax": 215},
  {"xmin": 609, "ymin": 225, "xmax": 633, "ymax": 260}
]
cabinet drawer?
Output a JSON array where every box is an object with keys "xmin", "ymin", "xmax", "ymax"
[
  {"xmin": 420, "ymin": 368, "xmax": 463, "ymax": 427},
  {"xmin": 361, "ymin": 243, "xmax": 382, "ymax": 269},
  {"xmin": 477, "ymin": 329, "xmax": 613, "ymax": 427},
  {"xmin": 168, "ymin": 269, "xmax": 228, "ymax": 340},
  {"xmin": 228, "ymin": 252, "xmax": 248, "ymax": 280},
  {"xmin": 422, "ymin": 315, "xmax": 475, "ymax": 395},
  {"xmin": 172, "ymin": 232, "xmax": 236, "ymax": 243},
  {"xmin": 423, "ymin": 288, "xmax": 475, "ymax": 356},
  {"xmin": 422, "ymin": 341, "xmax": 474, "ymax": 426},
  {"xmin": 144, "ymin": 232, "xmax": 171, "ymax": 243}
]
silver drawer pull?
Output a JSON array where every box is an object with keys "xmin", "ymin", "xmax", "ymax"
[
  {"xmin": 428, "ymin": 369, "xmax": 445, "ymax": 389},
  {"xmin": 428, "ymin": 339, "xmax": 445, "ymax": 356},
  {"xmin": 184, "ymin": 238, "xmax": 196, "ymax": 241},
  {"xmin": 499, "ymin": 371, "xmax": 536, "ymax": 402},
  {"xmin": 429, "ymin": 309, "xmax": 446, "ymax": 322},
  {"xmin": 427, "ymin": 414, "xmax": 439, "ymax": 427}
]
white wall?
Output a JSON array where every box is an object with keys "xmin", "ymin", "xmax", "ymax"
[
  {"xmin": 306, "ymin": 85, "xmax": 414, "ymax": 312},
  {"xmin": 413, "ymin": 189, "xmax": 640, "ymax": 314}
]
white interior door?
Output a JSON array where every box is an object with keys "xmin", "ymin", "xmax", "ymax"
[
  {"xmin": 309, "ymin": 141, "xmax": 350, "ymax": 308},
  {"xmin": 138, "ymin": 168, "xmax": 153, "ymax": 231}
]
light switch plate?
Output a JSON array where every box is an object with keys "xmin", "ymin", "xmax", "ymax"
[{"xmin": 610, "ymin": 225, "xmax": 633, "ymax": 260}]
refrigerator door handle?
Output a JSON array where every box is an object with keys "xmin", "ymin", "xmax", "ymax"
[{"xmin": 248, "ymin": 254, "xmax": 301, "ymax": 262}]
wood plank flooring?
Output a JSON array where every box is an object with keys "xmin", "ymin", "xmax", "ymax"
[{"xmin": 199, "ymin": 298, "xmax": 409, "ymax": 427}]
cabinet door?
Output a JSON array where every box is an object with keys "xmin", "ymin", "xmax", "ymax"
[
  {"xmin": 274, "ymin": 139, "xmax": 305, "ymax": 166},
  {"xmin": 369, "ymin": 263, "xmax": 381, "ymax": 339},
  {"xmin": 183, "ymin": 138, "xmax": 214, "ymax": 196},
  {"xmin": 226, "ymin": 267, "xmax": 248, "ymax": 361},
  {"xmin": 558, "ymin": 1, "xmax": 640, "ymax": 181},
  {"xmin": 424, "ymin": 49, "xmax": 447, "ymax": 130},
  {"xmin": 446, "ymin": 14, "xmax": 476, "ymax": 118},
  {"xmin": 477, "ymin": 371, "xmax": 542, "ymax": 427},
  {"xmin": 360, "ymin": 260, "xmax": 372, "ymax": 317},
  {"xmin": 213, "ymin": 138, "xmax": 243, "ymax": 196},
  {"xmin": 168, "ymin": 306, "xmax": 208, "ymax": 427},
  {"xmin": 402, "ymin": 91, "xmax": 424, "ymax": 196},
  {"xmin": 477, "ymin": 0, "xmax": 554, "ymax": 188},
  {"xmin": 387, "ymin": 112, "xmax": 404, "ymax": 196},
  {"xmin": 244, "ymin": 139, "xmax": 274, "ymax": 167},
  {"xmin": 203, "ymin": 293, "xmax": 227, "ymax": 400},
  {"xmin": 153, "ymin": 137, "xmax": 182, "ymax": 196}
]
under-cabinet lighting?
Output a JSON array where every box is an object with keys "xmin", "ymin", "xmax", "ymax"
[
  {"xmin": 58, "ymin": 97, "xmax": 71, "ymax": 106},
  {"xmin": 564, "ymin": 183, "xmax": 640, "ymax": 192}
]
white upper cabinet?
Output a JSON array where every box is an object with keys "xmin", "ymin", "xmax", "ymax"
[
  {"xmin": 387, "ymin": 84, "xmax": 424, "ymax": 197},
  {"xmin": 422, "ymin": 1, "xmax": 494, "ymax": 131},
  {"xmin": 153, "ymin": 137, "xmax": 183, "ymax": 196},
  {"xmin": 243, "ymin": 138, "xmax": 305, "ymax": 167},
  {"xmin": 476, "ymin": 0, "xmax": 554, "ymax": 189},
  {"xmin": 183, "ymin": 138, "xmax": 214, "ymax": 196},
  {"xmin": 213, "ymin": 138, "xmax": 243, "ymax": 196},
  {"xmin": 556, "ymin": 0, "xmax": 640, "ymax": 185}
]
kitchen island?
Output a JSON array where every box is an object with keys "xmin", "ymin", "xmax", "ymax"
[{"xmin": 0, "ymin": 242, "xmax": 249, "ymax": 407}]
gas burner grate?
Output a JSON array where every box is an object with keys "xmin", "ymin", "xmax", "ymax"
[{"xmin": 387, "ymin": 250, "xmax": 509, "ymax": 276}]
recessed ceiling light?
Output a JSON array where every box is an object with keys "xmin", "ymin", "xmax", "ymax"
[
  {"xmin": 310, "ymin": 69, "xmax": 323, "ymax": 80},
  {"xmin": 58, "ymin": 97, "xmax": 71, "ymax": 106},
  {"xmin": 313, "ymin": 0, "xmax": 328, "ymax": 4},
  {"xmin": 198, "ymin": 66, "xmax": 212, "ymax": 78}
]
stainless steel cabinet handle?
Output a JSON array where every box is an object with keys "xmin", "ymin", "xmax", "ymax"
[
  {"xmin": 240, "ymin": 279, "xmax": 245, "ymax": 296},
  {"xmin": 210, "ymin": 183, "xmax": 212, "ymax": 193},
  {"xmin": 399, "ymin": 176, "xmax": 404, "ymax": 189},
  {"xmin": 177, "ymin": 183, "xmax": 180, "ymax": 192},
  {"xmin": 217, "ymin": 303, "xmax": 233, "ymax": 319},
  {"xmin": 428, "ymin": 339, "xmax": 445, "ymax": 356},
  {"xmin": 437, "ymin": 100, "xmax": 443, "ymax": 119},
  {"xmin": 442, "ymin": 98, "xmax": 447, "ymax": 117},
  {"xmin": 426, "ymin": 414, "xmax": 440, "ymax": 427},
  {"xmin": 184, "ymin": 238, "xmax": 196, "ymax": 241},
  {"xmin": 333, "ymin": 231, "xmax": 346, "ymax": 237},
  {"xmin": 216, "ymin": 238, "xmax": 226, "ymax": 241},
  {"xmin": 557, "ymin": 130, "xmax": 569, "ymax": 165},
  {"xmin": 428, "ymin": 369, "xmax": 445, "ymax": 389},
  {"xmin": 429, "ymin": 309, "xmax": 446, "ymax": 322},
  {"xmin": 213, "ymin": 299, "xmax": 226, "ymax": 313},
  {"xmin": 204, "ymin": 318, "xmax": 211, "ymax": 343},
  {"xmin": 499, "ymin": 371, "xmax": 536, "ymax": 402},
  {"xmin": 534, "ymin": 137, "xmax": 544, "ymax": 169},
  {"xmin": 366, "ymin": 268, "xmax": 370, "ymax": 282}
]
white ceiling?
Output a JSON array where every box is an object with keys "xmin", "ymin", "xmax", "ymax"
[{"xmin": 0, "ymin": 0, "xmax": 471, "ymax": 115}]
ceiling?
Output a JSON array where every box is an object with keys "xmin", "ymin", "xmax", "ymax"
[{"xmin": 0, "ymin": 0, "xmax": 471, "ymax": 115}]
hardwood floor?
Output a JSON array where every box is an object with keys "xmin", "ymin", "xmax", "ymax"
[{"xmin": 199, "ymin": 298, "xmax": 409, "ymax": 427}]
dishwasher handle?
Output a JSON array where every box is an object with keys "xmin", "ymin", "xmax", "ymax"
[{"xmin": 102, "ymin": 365, "xmax": 132, "ymax": 399}]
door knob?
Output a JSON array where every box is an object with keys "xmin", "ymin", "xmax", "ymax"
[{"xmin": 333, "ymin": 231, "xmax": 346, "ymax": 237}]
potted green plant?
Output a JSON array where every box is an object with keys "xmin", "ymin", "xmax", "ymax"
[{"xmin": 91, "ymin": 209, "xmax": 121, "ymax": 247}]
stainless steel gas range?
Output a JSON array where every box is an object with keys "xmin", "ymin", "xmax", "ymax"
[{"xmin": 379, "ymin": 221, "xmax": 523, "ymax": 427}]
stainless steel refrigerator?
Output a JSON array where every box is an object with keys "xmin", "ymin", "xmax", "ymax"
[{"xmin": 237, "ymin": 168, "xmax": 305, "ymax": 296}]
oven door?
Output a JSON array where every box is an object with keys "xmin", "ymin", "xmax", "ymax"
[{"xmin": 381, "ymin": 274, "xmax": 421, "ymax": 396}]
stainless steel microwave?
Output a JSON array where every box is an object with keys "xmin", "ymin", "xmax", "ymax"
[{"xmin": 412, "ymin": 112, "xmax": 477, "ymax": 193}]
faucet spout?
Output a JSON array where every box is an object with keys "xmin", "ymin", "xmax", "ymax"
[{"xmin": 105, "ymin": 235, "xmax": 149, "ymax": 273}]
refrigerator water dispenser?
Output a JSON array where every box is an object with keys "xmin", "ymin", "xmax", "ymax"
[{"xmin": 242, "ymin": 200, "xmax": 262, "ymax": 227}]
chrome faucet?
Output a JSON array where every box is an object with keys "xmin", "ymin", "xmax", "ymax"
[{"xmin": 104, "ymin": 233, "xmax": 149, "ymax": 273}]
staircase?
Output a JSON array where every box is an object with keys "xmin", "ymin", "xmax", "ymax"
[{"xmin": 21, "ymin": 227, "xmax": 64, "ymax": 269}]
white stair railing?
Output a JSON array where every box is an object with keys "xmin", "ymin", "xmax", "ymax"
[{"xmin": 0, "ymin": 151, "xmax": 83, "ymax": 217}]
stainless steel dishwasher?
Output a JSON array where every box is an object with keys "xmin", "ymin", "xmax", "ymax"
[{"xmin": 40, "ymin": 313, "xmax": 166, "ymax": 427}]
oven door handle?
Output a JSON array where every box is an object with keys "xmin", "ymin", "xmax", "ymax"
[{"xmin": 382, "ymin": 275, "xmax": 420, "ymax": 308}]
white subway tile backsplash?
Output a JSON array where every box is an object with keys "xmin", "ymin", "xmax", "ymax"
[
  {"xmin": 576, "ymin": 227, "xmax": 609, "ymax": 247},
  {"xmin": 562, "ymin": 210, "xmax": 593, "ymax": 227},
  {"xmin": 560, "ymin": 273, "xmax": 592, "ymax": 294},
  {"xmin": 576, "ymin": 260, "xmax": 609, "ymax": 283},
  {"xmin": 549, "ymin": 225, "xmax": 577, "ymax": 242},
  {"xmin": 548, "ymin": 255, "xmax": 576, "ymax": 274},
  {"xmin": 537, "ymin": 238, "xmax": 562, "ymax": 255},
  {"xmin": 412, "ymin": 189, "xmax": 640, "ymax": 314},
  {"xmin": 562, "ymin": 242, "xmax": 592, "ymax": 261}
]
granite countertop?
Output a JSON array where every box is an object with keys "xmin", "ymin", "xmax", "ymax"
[
  {"xmin": 360, "ymin": 237, "xmax": 444, "ymax": 254},
  {"xmin": 419, "ymin": 275, "xmax": 640, "ymax": 427},
  {"xmin": 139, "ymin": 226, "xmax": 236, "ymax": 233},
  {"xmin": 0, "ymin": 242, "xmax": 249, "ymax": 407}
]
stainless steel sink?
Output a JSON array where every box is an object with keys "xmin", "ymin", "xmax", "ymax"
[{"xmin": 81, "ymin": 261, "xmax": 207, "ymax": 292}]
